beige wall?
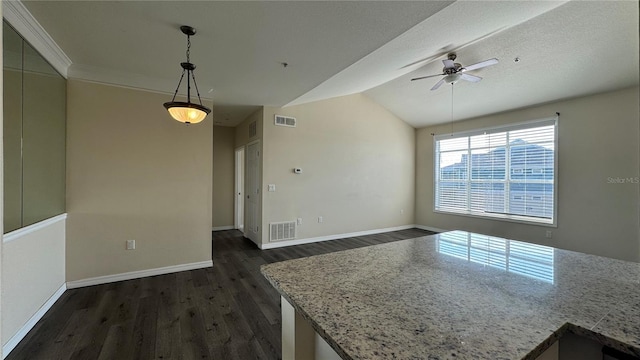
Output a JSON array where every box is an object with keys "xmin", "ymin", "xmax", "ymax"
[
  {"xmin": 262, "ymin": 93, "xmax": 415, "ymax": 243},
  {"xmin": 212, "ymin": 125, "xmax": 235, "ymax": 228},
  {"xmin": 2, "ymin": 219, "xmax": 65, "ymax": 347},
  {"xmin": 416, "ymin": 87, "xmax": 640, "ymax": 262},
  {"xmin": 66, "ymin": 80, "xmax": 213, "ymax": 281}
]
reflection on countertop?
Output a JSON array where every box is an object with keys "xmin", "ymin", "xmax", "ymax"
[{"xmin": 437, "ymin": 232, "xmax": 554, "ymax": 283}]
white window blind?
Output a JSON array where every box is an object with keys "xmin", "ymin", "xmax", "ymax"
[{"xmin": 434, "ymin": 118, "xmax": 556, "ymax": 225}]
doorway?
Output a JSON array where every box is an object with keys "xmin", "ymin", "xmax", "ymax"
[
  {"xmin": 234, "ymin": 146, "xmax": 245, "ymax": 233},
  {"xmin": 245, "ymin": 140, "xmax": 260, "ymax": 244}
]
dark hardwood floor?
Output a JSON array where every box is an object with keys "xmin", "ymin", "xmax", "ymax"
[{"xmin": 6, "ymin": 228, "xmax": 434, "ymax": 360}]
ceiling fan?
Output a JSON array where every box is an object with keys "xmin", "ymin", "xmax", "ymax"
[{"xmin": 411, "ymin": 53, "xmax": 498, "ymax": 91}]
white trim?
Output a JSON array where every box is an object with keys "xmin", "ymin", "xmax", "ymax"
[
  {"xmin": 67, "ymin": 65, "xmax": 214, "ymax": 101},
  {"xmin": 260, "ymin": 225, "xmax": 416, "ymax": 250},
  {"xmin": 69, "ymin": 65, "xmax": 174, "ymax": 97},
  {"xmin": 3, "ymin": 213, "xmax": 67, "ymax": 243},
  {"xmin": 2, "ymin": 283, "xmax": 67, "ymax": 359},
  {"xmin": 432, "ymin": 209, "xmax": 557, "ymax": 228},
  {"xmin": 212, "ymin": 225, "xmax": 234, "ymax": 231},
  {"xmin": 66, "ymin": 260, "xmax": 213, "ymax": 289},
  {"xmin": 415, "ymin": 224, "xmax": 448, "ymax": 233},
  {"xmin": 234, "ymin": 146, "xmax": 245, "ymax": 232},
  {"xmin": 2, "ymin": 0, "xmax": 72, "ymax": 77}
]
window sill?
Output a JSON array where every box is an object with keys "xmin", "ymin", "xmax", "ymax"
[{"xmin": 433, "ymin": 209, "xmax": 556, "ymax": 228}]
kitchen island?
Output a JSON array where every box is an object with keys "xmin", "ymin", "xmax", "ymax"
[{"xmin": 261, "ymin": 231, "xmax": 640, "ymax": 360}]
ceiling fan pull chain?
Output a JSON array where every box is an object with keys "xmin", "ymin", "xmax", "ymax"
[{"xmin": 450, "ymin": 83, "xmax": 454, "ymax": 136}]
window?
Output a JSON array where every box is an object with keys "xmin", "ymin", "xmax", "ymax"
[{"xmin": 434, "ymin": 118, "xmax": 556, "ymax": 225}]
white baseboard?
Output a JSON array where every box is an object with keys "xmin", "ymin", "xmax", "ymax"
[
  {"xmin": 211, "ymin": 225, "xmax": 234, "ymax": 231},
  {"xmin": 66, "ymin": 260, "xmax": 213, "ymax": 289},
  {"xmin": 260, "ymin": 224, "xmax": 417, "ymax": 249},
  {"xmin": 415, "ymin": 224, "xmax": 448, "ymax": 233},
  {"xmin": 2, "ymin": 283, "xmax": 67, "ymax": 359}
]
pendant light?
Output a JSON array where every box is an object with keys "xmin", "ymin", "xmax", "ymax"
[{"xmin": 163, "ymin": 25, "xmax": 211, "ymax": 124}]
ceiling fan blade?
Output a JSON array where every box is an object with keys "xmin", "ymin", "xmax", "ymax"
[
  {"xmin": 460, "ymin": 73, "xmax": 482, "ymax": 83},
  {"xmin": 443, "ymin": 59, "xmax": 455, "ymax": 69},
  {"xmin": 463, "ymin": 58, "xmax": 498, "ymax": 71},
  {"xmin": 430, "ymin": 78, "xmax": 445, "ymax": 91},
  {"xmin": 411, "ymin": 73, "xmax": 445, "ymax": 81}
]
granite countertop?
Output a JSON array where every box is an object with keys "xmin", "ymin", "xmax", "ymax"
[{"xmin": 261, "ymin": 231, "xmax": 640, "ymax": 360}]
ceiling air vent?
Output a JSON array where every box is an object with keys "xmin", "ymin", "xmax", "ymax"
[
  {"xmin": 249, "ymin": 121, "xmax": 257, "ymax": 138},
  {"xmin": 270, "ymin": 221, "xmax": 296, "ymax": 242},
  {"xmin": 275, "ymin": 115, "xmax": 296, "ymax": 128}
]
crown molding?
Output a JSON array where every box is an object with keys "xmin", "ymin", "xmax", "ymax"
[
  {"xmin": 69, "ymin": 63, "xmax": 177, "ymax": 95},
  {"xmin": 3, "ymin": 0, "xmax": 72, "ymax": 77},
  {"xmin": 68, "ymin": 63, "xmax": 214, "ymax": 101}
]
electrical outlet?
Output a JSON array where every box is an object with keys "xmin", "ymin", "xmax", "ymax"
[
  {"xmin": 297, "ymin": 218, "xmax": 303, "ymax": 225},
  {"xmin": 545, "ymin": 230, "xmax": 552, "ymax": 239},
  {"xmin": 268, "ymin": 184, "xmax": 276, "ymax": 192},
  {"xmin": 126, "ymin": 239, "xmax": 136, "ymax": 250},
  {"xmin": 318, "ymin": 216, "xmax": 323, "ymax": 223}
]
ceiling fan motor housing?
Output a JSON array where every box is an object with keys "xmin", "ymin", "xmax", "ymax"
[{"xmin": 444, "ymin": 63, "xmax": 462, "ymax": 74}]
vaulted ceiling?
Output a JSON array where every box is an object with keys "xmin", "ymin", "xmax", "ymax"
[{"xmin": 18, "ymin": 1, "xmax": 640, "ymax": 128}]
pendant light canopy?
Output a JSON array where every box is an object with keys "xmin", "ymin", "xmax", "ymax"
[{"xmin": 164, "ymin": 26, "xmax": 211, "ymax": 124}]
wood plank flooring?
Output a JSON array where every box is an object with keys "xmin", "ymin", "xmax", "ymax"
[{"xmin": 6, "ymin": 228, "xmax": 434, "ymax": 360}]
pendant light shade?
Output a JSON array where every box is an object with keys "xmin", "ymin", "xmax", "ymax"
[
  {"xmin": 164, "ymin": 102, "xmax": 210, "ymax": 124},
  {"xmin": 164, "ymin": 26, "xmax": 211, "ymax": 124}
]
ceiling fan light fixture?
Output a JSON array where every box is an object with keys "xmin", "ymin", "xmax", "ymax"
[
  {"xmin": 164, "ymin": 25, "xmax": 211, "ymax": 124},
  {"xmin": 444, "ymin": 73, "xmax": 462, "ymax": 85}
]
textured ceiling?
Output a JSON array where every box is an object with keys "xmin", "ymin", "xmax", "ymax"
[
  {"xmin": 365, "ymin": 0, "xmax": 640, "ymax": 128},
  {"xmin": 20, "ymin": 1, "xmax": 640, "ymax": 128}
]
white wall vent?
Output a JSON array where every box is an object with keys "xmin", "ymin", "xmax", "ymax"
[
  {"xmin": 275, "ymin": 115, "xmax": 296, "ymax": 127},
  {"xmin": 249, "ymin": 121, "xmax": 257, "ymax": 138},
  {"xmin": 270, "ymin": 221, "xmax": 296, "ymax": 242}
]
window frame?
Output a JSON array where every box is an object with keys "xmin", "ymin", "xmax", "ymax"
[{"xmin": 433, "ymin": 117, "xmax": 558, "ymax": 227}]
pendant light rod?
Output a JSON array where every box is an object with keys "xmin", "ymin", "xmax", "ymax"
[{"xmin": 184, "ymin": 26, "xmax": 193, "ymax": 104}]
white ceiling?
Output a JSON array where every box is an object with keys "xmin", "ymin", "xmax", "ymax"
[{"xmin": 20, "ymin": 1, "xmax": 640, "ymax": 128}]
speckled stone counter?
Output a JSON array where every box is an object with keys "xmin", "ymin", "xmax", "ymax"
[{"xmin": 261, "ymin": 231, "xmax": 640, "ymax": 360}]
